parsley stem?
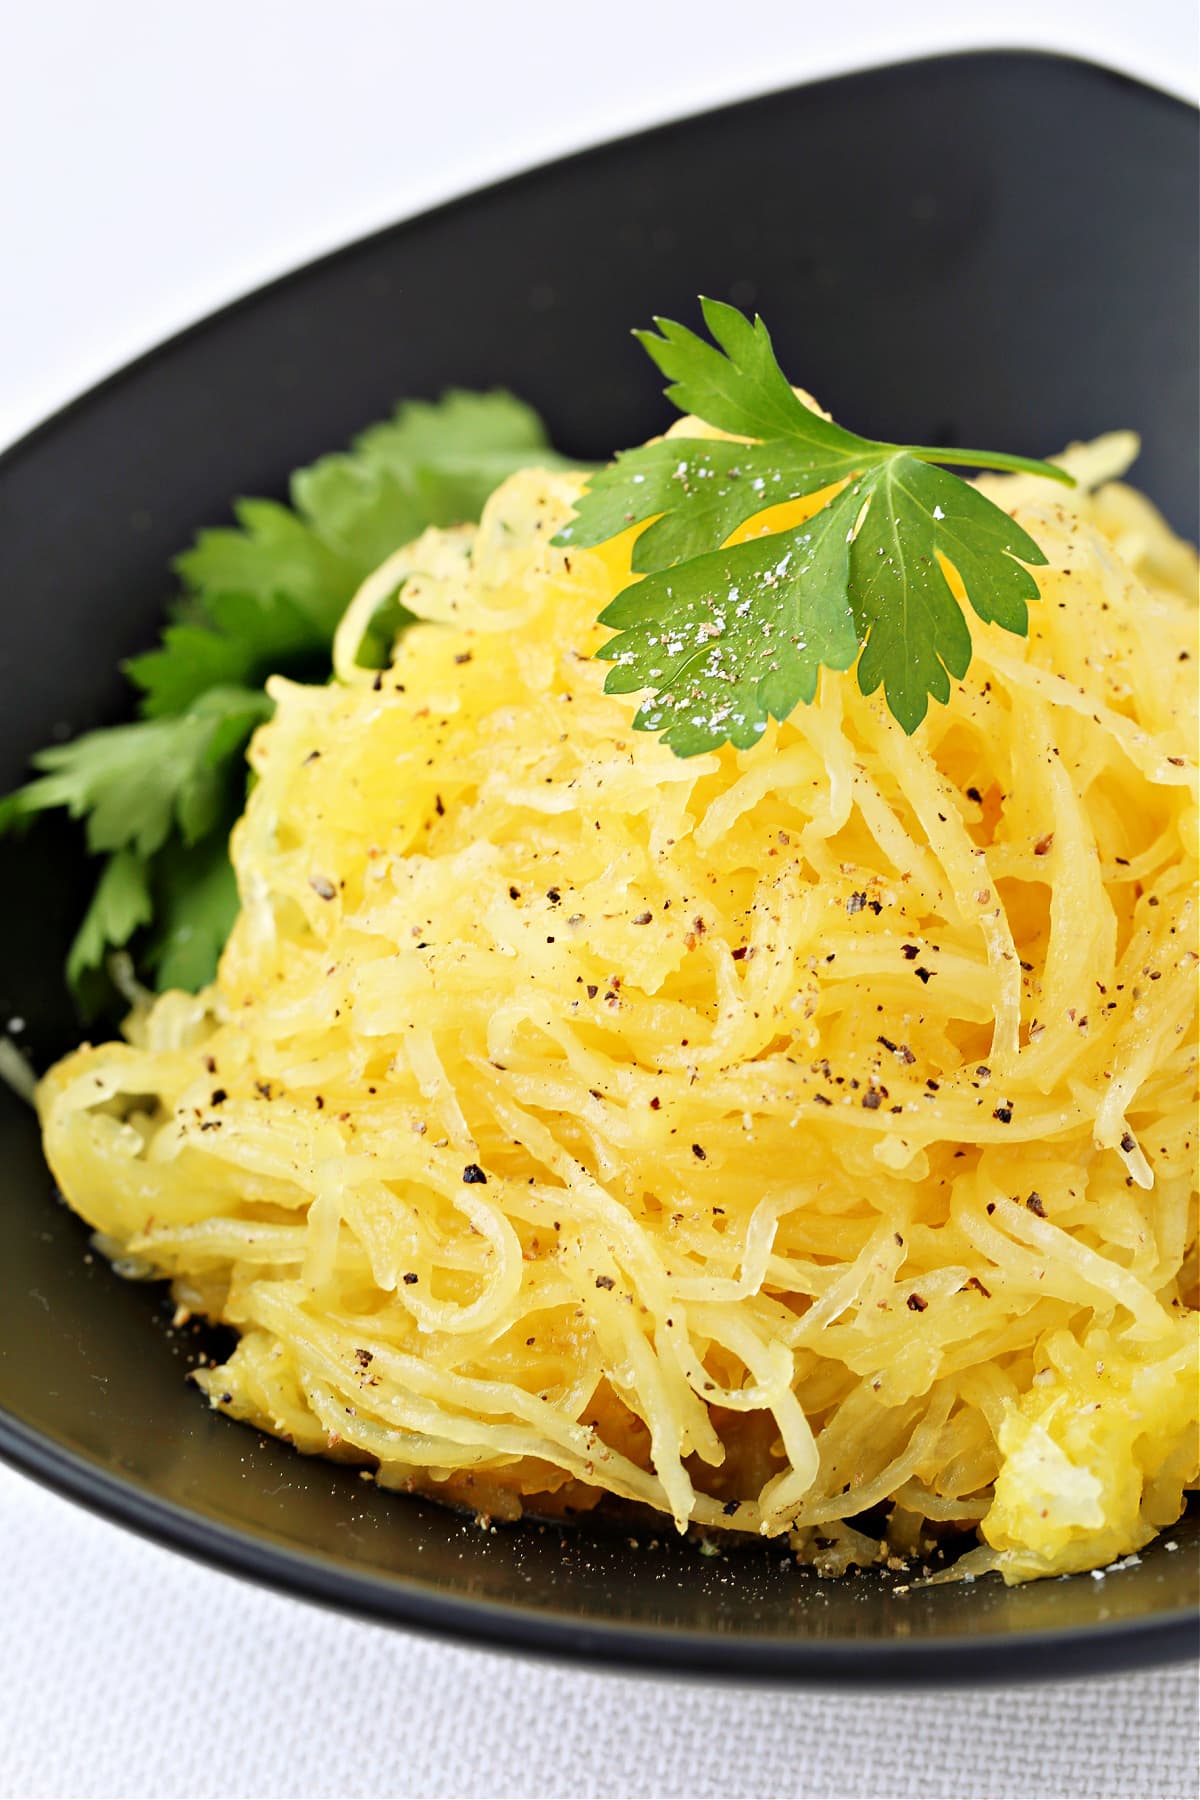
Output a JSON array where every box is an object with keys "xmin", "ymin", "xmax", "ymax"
[{"xmin": 904, "ymin": 446, "xmax": 1075, "ymax": 485}]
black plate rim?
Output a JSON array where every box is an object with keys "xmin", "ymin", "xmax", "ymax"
[
  {"xmin": 6, "ymin": 1410, "xmax": 1197, "ymax": 1685},
  {"xmin": 0, "ymin": 45, "xmax": 1194, "ymax": 483},
  {"xmin": 1, "ymin": 46, "xmax": 1196, "ymax": 1685}
]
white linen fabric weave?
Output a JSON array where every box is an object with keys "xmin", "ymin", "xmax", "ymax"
[{"xmin": 0, "ymin": 1463, "xmax": 1196, "ymax": 1800}]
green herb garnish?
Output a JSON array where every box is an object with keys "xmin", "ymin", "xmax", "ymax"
[
  {"xmin": 1, "ymin": 304, "xmax": 1074, "ymax": 1008},
  {"xmin": 554, "ymin": 299, "xmax": 1072, "ymax": 755},
  {"xmin": 1, "ymin": 390, "xmax": 570, "ymax": 1005}
]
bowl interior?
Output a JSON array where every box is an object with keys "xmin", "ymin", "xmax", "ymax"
[{"xmin": 0, "ymin": 50, "xmax": 1197, "ymax": 1680}]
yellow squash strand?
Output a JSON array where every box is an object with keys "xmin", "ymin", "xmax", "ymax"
[{"xmin": 38, "ymin": 427, "xmax": 1198, "ymax": 1582}]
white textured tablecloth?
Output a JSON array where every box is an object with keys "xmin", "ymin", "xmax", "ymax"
[
  {"xmin": 1, "ymin": 1463, "xmax": 1197, "ymax": 1800},
  {"xmin": 2, "ymin": 6, "xmax": 1199, "ymax": 1797}
]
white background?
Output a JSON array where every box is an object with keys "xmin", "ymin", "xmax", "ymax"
[{"xmin": 1, "ymin": 5, "xmax": 1197, "ymax": 1798}]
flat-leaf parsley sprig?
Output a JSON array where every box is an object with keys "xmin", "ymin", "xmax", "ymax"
[
  {"xmin": 0, "ymin": 391, "xmax": 573, "ymax": 1004},
  {"xmin": 554, "ymin": 299, "xmax": 1073, "ymax": 755}
]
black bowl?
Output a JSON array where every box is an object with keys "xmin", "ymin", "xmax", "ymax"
[{"xmin": 1, "ymin": 49, "xmax": 1197, "ymax": 1684}]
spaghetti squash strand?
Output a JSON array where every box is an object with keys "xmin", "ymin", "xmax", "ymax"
[{"xmin": 36, "ymin": 443, "xmax": 1198, "ymax": 1580}]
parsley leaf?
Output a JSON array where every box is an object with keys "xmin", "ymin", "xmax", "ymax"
[
  {"xmin": 633, "ymin": 302, "xmax": 872, "ymax": 451},
  {"xmin": 0, "ymin": 687, "xmax": 271, "ymax": 858},
  {"xmin": 65, "ymin": 849, "xmax": 153, "ymax": 993},
  {"xmin": 351, "ymin": 580, "xmax": 414, "ymax": 673},
  {"xmin": 130, "ymin": 391, "xmax": 569, "ymax": 716},
  {"xmin": 601, "ymin": 485, "xmax": 861, "ymax": 754},
  {"xmin": 2, "ymin": 389, "xmax": 567, "ymax": 1001},
  {"xmin": 125, "ymin": 592, "xmax": 320, "ymax": 717},
  {"xmin": 556, "ymin": 298, "xmax": 1072, "ymax": 752},
  {"xmin": 145, "ymin": 830, "xmax": 243, "ymax": 995},
  {"xmin": 172, "ymin": 499, "xmax": 354, "ymax": 643}
]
